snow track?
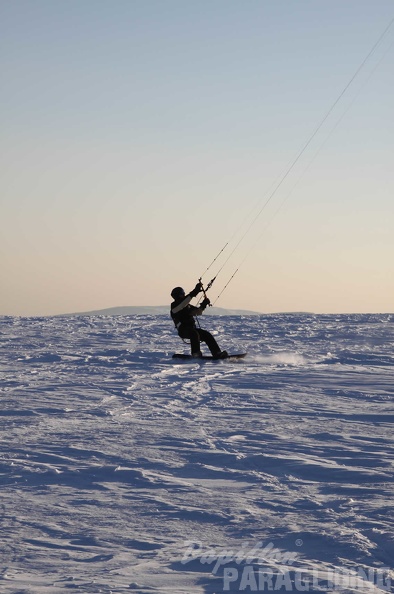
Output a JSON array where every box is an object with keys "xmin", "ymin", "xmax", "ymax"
[{"xmin": 1, "ymin": 314, "xmax": 393, "ymax": 593}]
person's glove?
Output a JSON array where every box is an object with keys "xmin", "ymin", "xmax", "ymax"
[
  {"xmin": 190, "ymin": 282, "xmax": 203, "ymax": 298},
  {"xmin": 201, "ymin": 297, "xmax": 211, "ymax": 309}
]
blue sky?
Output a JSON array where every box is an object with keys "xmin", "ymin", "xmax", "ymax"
[{"xmin": 1, "ymin": 0, "xmax": 393, "ymax": 315}]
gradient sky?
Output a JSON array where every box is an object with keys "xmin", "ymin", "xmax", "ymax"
[{"xmin": 1, "ymin": 0, "xmax": 393, "ymax": 315}]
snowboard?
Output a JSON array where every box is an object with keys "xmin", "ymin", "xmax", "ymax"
[{"xmin": 172, "ymin": 353, "xmax": 246, "ymax": 361}]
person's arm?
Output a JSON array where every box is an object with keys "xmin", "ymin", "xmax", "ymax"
[
  {"xmin": 172, "ymin": 282, "xmax": 203, "ymax": 314},
  {"xmin": 172, "ymin": 294, "xmax": 193, "ymax": 314},
  {"xmin": 172, "ymin": 283, "xmax": 202, "ymax": 316},
  {"xmin": 193, "ymin": 297, "xmax": 210, "ymax": 316}
]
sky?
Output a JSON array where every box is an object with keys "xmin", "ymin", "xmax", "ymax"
[{"xmin": 1, "ymin": 0, "xmax": 393, "ymax": 316}]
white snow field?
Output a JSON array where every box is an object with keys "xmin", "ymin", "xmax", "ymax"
[{"xmin": 1, "ymin": 313, "xmax": 393, "ymax": 594}]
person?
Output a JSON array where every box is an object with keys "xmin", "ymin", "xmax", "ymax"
[{"xmin": 170, "ymin": 283, "xmax": 228, "ymax": 359}]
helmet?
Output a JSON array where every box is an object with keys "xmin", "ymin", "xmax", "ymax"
[{"xmin": 171, "ymin": 287, "xmax": 185, "ymax": 300}]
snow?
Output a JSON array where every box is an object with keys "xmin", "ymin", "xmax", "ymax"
[{"xmin": 1, "ymin": 313, "xmax": 393, "ymax": 593}]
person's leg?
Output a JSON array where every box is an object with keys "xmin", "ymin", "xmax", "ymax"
[
  {"xmin": 189, "ymin": 329, "xmax": 202, "ymax": 355},
  {"xmin": 198, "ymin": 329, "xmax": 221, "ymax": 355},
  {"xmin": 179, "ymin": 327, "xmax": 201, "ymax": 355}
]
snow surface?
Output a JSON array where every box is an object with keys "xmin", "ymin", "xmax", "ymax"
[{"xmin": 1, "ymin": 313, "xmax": 393, "ymax": 594}]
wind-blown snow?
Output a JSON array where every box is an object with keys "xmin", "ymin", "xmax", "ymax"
[{"xmin": 1, "ymin": 314, "xmax": 393, "ymax": 593}]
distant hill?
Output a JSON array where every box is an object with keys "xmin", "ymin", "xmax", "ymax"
[{"xmin": 61, "ymin": 305, "xmax": 262, "ymax": 317}]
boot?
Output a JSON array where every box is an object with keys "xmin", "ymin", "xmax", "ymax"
[{"xmin": 213, "ymin": 350, "xmax": 228, "ymax": 360}]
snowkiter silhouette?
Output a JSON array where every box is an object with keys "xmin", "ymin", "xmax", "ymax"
[{"xmin": 170, "ymin": 283, "xmax": 228, "ymax": 359}]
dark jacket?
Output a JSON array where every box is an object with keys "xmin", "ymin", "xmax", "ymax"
[{"xmin": 170, "ymin": 294, "xmax": 205, "ymax": 330}]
